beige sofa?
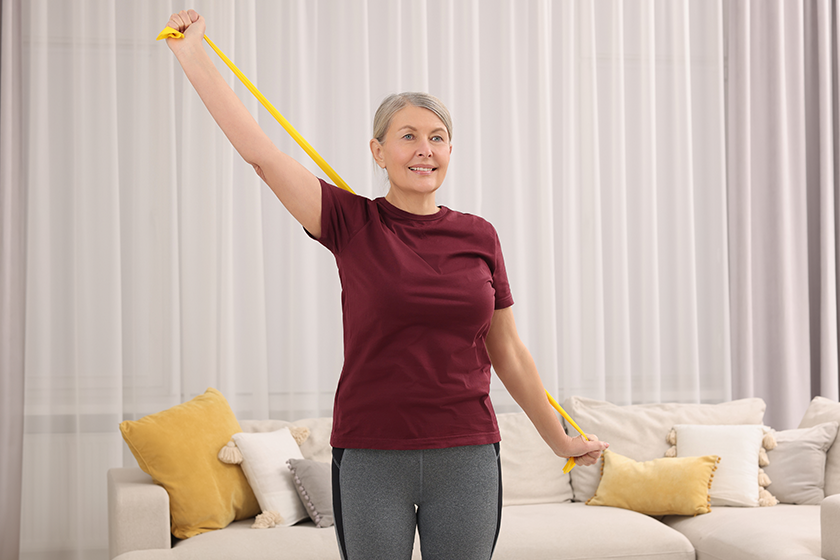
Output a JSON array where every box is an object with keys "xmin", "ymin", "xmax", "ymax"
[{"xmin": 109, "ymin": 396, "xmax": 840, "ymax": 560}]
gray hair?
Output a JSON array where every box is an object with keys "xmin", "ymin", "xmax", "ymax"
[{"xmin": 372, "ymin": 92, "xmax": 453, "ymax": 143}]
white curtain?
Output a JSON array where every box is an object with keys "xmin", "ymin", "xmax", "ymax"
[
  {"xmin": 726, "ymin": 0, "xmax": 840, "ymax": 430},
  {"xmin": 0, "ymin": 1, "xmax": 25, "ymax": 560},
  {"xmin": 10, "ymin": 1, "xmax": 734, "ymax": 558}
]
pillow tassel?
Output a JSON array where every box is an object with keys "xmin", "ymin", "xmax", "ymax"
[
  {"xmin": 218, "ymin": 439, "xmax": 244, "ymax": 465},
  {"xmin": 666, "ymin": 428, "xmax": 677, "ymax": 446},
  {"xmin": 758, "ymin": 468, "xmax": 771, "ymax": 488},
  {"xmin": 665, "ymin": 446, "xmax": 677, "ymax": 458},
  {"xmin": 762, "ymin": 432, "xmax": 777, "ymax": 451},
  {"xmin": 758, "ymin": 447, "xmax": 769, "ymax": 467},
  {"xmin": 252, "ymin": 510, "xmax": 284, "ymax": 529},
  {"xmin": 289, "ymin": 426, "xmax": 311, "ymax": 446},
  {"xmin": 758, "ymin": 487, "xmax": 778, "ymax": 507}
]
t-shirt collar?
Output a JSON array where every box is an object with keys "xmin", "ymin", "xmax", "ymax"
[{"xmin": 376, "ymin": 197, "xmax": 449, "ymax": 222}]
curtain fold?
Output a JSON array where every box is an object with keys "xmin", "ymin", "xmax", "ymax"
[
  {"xmin": 0, "ymin": 1, "xmax": 25, "ymax": 559},
  {"xmin": 10, "ymin": 1, "xmax": 746, "ymax": 557},
  {"xmin": 726, "ymin": 0, "xmax": 839, "ymax": 430}
]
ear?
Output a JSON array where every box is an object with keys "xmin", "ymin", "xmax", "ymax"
[{"xmin": 370, "ymin": 139, "xmax": 386, "ymax": 169}]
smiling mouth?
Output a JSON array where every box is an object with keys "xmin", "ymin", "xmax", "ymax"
[{"xmin": 409, "ymin": 166, "xmax": 436, "ymax": 173}]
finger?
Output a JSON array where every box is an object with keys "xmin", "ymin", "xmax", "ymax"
[
  {"xmin": 167, "ymin": 13, "xmax": 182, "ymax": 30},
  {"xmin": 188, "ymin": 9, "xmax": 200, "ymax": 22},
  {"xmin": 577, "ymin": 455, "xmax": 596, "ymax": 466},
  {"xmin": 170, "ymin": 11, "xmax": 189, "ymax": 31}
]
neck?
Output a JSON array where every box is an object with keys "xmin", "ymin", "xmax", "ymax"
[{"xmin": 385, "ymin": 189, "xmax": 439, "ymax": 216}]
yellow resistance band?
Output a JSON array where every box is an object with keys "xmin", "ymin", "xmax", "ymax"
[
  {"xmin": 156, "ymin": 26, "xmax": 354, "ymax": 194},
  {"xmin": 158, "ymin": 26, "xmax": 590, "ymax": 471}
]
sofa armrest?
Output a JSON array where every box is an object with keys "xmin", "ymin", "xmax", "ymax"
[
  {"xmin": 823, "ymin": 494, "xmax": 840, "ymax": 560},
  {"xmin": 108, "ymin": 468, "xmax": 171, "ymax": 560}
]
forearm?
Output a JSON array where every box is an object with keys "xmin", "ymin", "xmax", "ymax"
[
  {"xmin": 174, "ymin": 42, "xmax": 272, "ymax": 166},
  {"xmin": 494, "ymin": 347, "xmax": 576, "ymax": 457}
]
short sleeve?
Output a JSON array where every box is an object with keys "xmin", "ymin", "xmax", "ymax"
[
  {"xmin": 308, "ymin": 179, "xmax": 371, "ymax": 255},
  {"xmin": 491, "ymin": 227, "xmax": 515, "ymax": 309}
]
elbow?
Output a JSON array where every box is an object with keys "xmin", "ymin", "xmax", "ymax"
[{"xmin": 251, "ymin": 163, "xmax": 267, "ymax": 183}]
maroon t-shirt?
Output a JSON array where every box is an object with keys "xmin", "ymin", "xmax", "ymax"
[{"xmin": 311, "ymin": 180, "xmax": 514, "ymax": 450}]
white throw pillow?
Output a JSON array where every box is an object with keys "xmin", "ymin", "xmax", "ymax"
[
  {"xmin": 233, "ymin": 428, "xmax": 309, "ymax": 527},
  {"xmin": 563, "ymin": 396, "xmax": 766, "ymax": 502},
  {"xmin": 764, "ymin": 422, "xmax": 839, "ymax": 504},
  {"xmin": 675, "ymin": 424, "xmax": 764, "ymax": 507},
  {"xmin": 798, "ymin": 396, "xmax": 840, "ymax": 496}
]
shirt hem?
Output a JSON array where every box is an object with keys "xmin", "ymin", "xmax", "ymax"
[{"xmin": 330, "ymin": 430, "xmax": 501, "ymax": 451}]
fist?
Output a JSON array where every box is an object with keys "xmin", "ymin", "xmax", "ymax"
[{"xmin": 165, "ymin": 9, "xmax": 205, "ymax": 53}]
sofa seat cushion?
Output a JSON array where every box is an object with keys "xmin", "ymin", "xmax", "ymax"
[
  {"xmin": 115, "ymin": 503, "xmax": 694, "ymax": 560},
  {"xmin": 661, "ymin": 504, "xmax": 820, "ymax": 560},
  {"xmin": 114, "ymin": 519, "xmax": 343, "ymax": 560},
  {"xmin": 493, "ymin": 503, "xmax": 695, "ymax": 560}
]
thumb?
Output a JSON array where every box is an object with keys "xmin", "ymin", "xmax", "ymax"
[{"xmin": 584, "ymin": 435, "xmax": 608, "ymax": 453}]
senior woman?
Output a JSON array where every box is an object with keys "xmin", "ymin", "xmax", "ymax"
[{"xmin": 164, "ymin": 10, "xmax": 608, "ymax": 560}]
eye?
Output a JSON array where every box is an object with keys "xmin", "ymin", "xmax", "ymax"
[
  {"xmin": 402, "ymin": 133, "xmax": 414, "ymax": 140},
  {"xmin": 431, "ymin": 135, "xmax": 444, "ymax": 142}
]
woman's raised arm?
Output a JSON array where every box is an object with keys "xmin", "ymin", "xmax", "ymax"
[{"xmin": 166, "ymin": 10, "xmax": 322, "ymax": 238}]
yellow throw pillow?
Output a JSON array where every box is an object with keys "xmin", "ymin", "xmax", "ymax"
[
  {"xmin": 586, "ymin": 450, "xmax": 719, "ymax": 516},
  {"xmin": 119, "ymin": 388, "xmax": 260, "ymax": 538}
]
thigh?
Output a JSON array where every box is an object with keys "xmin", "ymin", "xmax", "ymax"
[
  {"xmin": 416, "ymin": 443, "xmax": 502, "ymax": 560},
  {"xmin": 332, "ymin": 448, "xmax": 419, "ymax": 560}
]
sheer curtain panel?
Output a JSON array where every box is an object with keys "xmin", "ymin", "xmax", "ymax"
[
  {"xmin": 1, "ymin": 1, "xmax": 26, "ymax": 559},
  {"xmin": 12, "ymin": 1, "xmax": 732, "ymax": 558},
  {"xmin": 726, "ymin": 0, "xmax": 840, "ymax": 430}
]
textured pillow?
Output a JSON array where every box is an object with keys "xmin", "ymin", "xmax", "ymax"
[
  {"xmin": 563, "ymin": 396, "xmax": 766, "ymax": 502},
  {"xmin": 799, "ymin": 397, "xmax": 840, "ymax": 496},
  {"xmin": 764, "ymin": 422, "xmax": 839, "ymax": 504},
  {"xmin": 119, "ymin": 388, "xmax": 260, "ymax": 539},
  {"xmin": 497, "ymin": 412, "xmax": 573, "ymax": 506},
  {"xmin": 586, "ymin": 450, "xmax": 719, "ymax": 516},
  {"xmin": 233, "ymin": 428, "xmax": 309, "ymax": 527},
  {"xmin": 675, "ymin": 424, "xmax": 764, "ymax": 507},
  {"xmin": 287, "ymin": 458, "xmax": 333, "ymax": 528}
]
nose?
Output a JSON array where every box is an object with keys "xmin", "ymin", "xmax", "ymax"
[{"xmin": 416, "ymin": 139, "xmax": 433, "ymax": 157}]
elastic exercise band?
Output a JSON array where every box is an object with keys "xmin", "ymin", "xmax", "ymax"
[
  {"xmin": 156, "ymin": 26, "xmax": 354, "ymax": 194},
  {"xmin": 158, "ymin": 25, "xmax": 590, "ymax": 472}
]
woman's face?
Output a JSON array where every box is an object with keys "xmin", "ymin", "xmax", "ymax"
[{"xmin": 370, "ymin": 104, "xmax": 452, "ymax": 198}]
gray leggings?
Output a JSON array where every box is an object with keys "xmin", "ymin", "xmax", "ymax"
[{"xmin": 331, "ymin": 443, "xmax": 502, "ymax": 560}]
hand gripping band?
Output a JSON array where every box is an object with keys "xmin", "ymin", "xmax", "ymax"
[
  {"xmin": 546, "ymin": 390, "xmax": 590, "ymax": 473},
  {"xmin": 157, "ymin": 26, "xmax": 355, "ymax": 194}
]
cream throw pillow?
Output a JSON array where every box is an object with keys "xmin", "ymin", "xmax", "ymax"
[
  {"xmin": 675, "ymin": 424, "xmax": 764, "ymax": 507},
  {"xmin": 799, "ymin": 397, "xmax": 840, "ymax": 496},
  {"xmin": 563, "ymin": 396, "xmax": 766, "ymax": 502},
  {"xmin": 233, "ymin": 428, "xmax": 309, "ymax": 527},
  {"xmin": 587, "ymin": 450, "xmax": 719, "ymax": 516}
]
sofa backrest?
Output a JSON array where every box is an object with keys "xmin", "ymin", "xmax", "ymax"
[
  {"xmin": 241, "ymin": 412, "xmax": 575, "ymax": 506},
  {"xmin": 495, "ymin": 412, "xmax": 574, "ymax": 506},
  {"xmin": 562, "ymin": 396, "xmax": 767, "ymax": 502}
]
